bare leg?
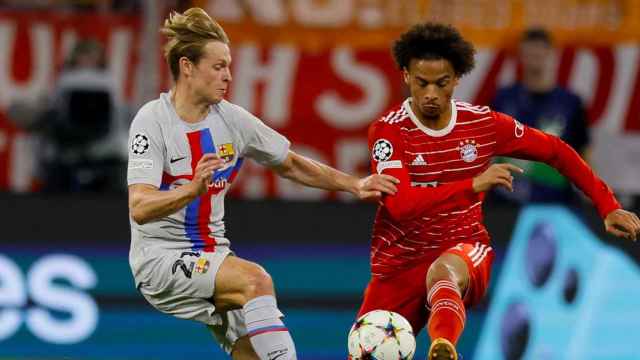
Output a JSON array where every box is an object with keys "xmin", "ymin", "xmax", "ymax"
[
  {"xmin": 212, "ymin": 256, "xmax": 297, "ymax": 360},
  {"xmin": 426, "ymin": 253, "xmax": 469, "ymax": 295},
  {"xmin": 232, "ymin": 335, "xmax": 259, "ymax": 360}
]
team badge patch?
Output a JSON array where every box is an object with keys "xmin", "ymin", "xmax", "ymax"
[
  {"xmin": 131, "ymin": 133, "xmax": 150, "ymax": 155},
  {"xmin": 217, "ymin": 143, "xmax": 235, "ymax": 162},
  {"xmin": 194, "ymin": 258, "xmax": 210, "ymax": 274},
  {"xmin": 459, "ymin": 139, "xmax": 478, "ymax": 163},
  {"xmin": 372, "ymin": 139, "xmax": 393, "ymax": 161}
]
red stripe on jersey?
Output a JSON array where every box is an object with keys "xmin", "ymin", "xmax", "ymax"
[{"xmin": 186, "ymin": 131, "xmax": 217, "ymax": 252}]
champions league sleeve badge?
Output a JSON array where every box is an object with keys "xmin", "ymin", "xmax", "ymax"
[
  {"xmin": 372, "ymin": 139, "xmax": 394, "ymax": 162},
  {"xmin": 131, "ymin": 133, "xmax": 150, "ymax": 155},
  {"xmin": 459, "ymin": 139, "xmax": 478, "ymax": 163}
]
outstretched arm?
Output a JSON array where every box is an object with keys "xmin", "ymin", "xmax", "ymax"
[
  {"xmin": 493, "ymin": 111, "xmax": 640, "ymax": 240},
  {"xmin": 272, "ymin": 151, "xmax": 399, "ymax": 201},
  {"xmin": 129, "ymin": 154, "xmax": 224, "ymax": 224},
  {"xmin": 367, "ymin": 120, "xmax": 522, "ymax": 221}
]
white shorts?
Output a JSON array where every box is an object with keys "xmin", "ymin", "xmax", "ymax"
[{"xmin": 133, "ymin": 247, "xmax": 248, "ymax": 354}]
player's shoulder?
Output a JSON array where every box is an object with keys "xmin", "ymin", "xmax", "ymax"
[
  {"xmin": 214, "ymin": 99, "xmax": 244, "ymax": 115},
  {"xmin": 379, "ymin": 102, "xmax": 409, "ymax": 125},
  {"xmin": 454, "ymin": 100, "xmax": 493, "ymax": 116},
  {"xmin": 369, "ymin": 102, "xmax": 410, "ymax": 134},
  {"xmin": 132, "ymin": 94, "xmax": 170, "ymax": 128},
  {"xmin": 214, "ymin": 99, "xmax": 258, "ymax": 128}
]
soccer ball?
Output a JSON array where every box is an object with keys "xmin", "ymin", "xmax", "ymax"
[{"xmin": 348, "ymin": 310, "xmax": 416, "ymax": 360}]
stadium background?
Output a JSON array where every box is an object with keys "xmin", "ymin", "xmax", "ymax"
[{"xmin": 1, "ymin": 1, "xmax": 639, "ymax": 359}]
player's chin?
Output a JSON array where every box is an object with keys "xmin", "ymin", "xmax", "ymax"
[
  {"xmin": 208, "ymin": 95, "xmax": 223, "ymax": 104},
  {"xmin": 421, "ymin": 107, "xmax": 441, "ymax": 118}
]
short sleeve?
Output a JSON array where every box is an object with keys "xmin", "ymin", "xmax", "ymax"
[
  {"xmin": 127, "ymin": 105, "xmax": 166, "ymax": 187},
  {"xmin": 231, "ymin": 104, "xmax": 290, "ymax": 167},
  {"xmin": 368, "ymin": 120, "xmax": 405, "ymax": 175}
]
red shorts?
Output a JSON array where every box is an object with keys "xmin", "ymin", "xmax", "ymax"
[{"xmin": 356, "ymin": 242, "xmax": 494, "ymax": 334}]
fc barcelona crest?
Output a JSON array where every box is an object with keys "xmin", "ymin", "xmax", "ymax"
[
  {"xmin": 194, "ymin": 258, "xmax": 210, "ymax": 274},
  {"xmin": 218, "ymin": 143, "xmax": 235, "ymax": 162},
  {"xmin": 459, "ymin": 139, "xmax": 478, "ymax": 163}
]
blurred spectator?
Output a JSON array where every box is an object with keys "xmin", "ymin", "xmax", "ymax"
[
  {"xmin": 9, "ymin": 39, "xmax": 128, "ymax": 192},
  {"xmin": 490, "ymin": 28, "xmax": 591, "ymax": 209},
  {"xmin": 0, "ymin": 0, "xmax": 141, "ymax": 12}
]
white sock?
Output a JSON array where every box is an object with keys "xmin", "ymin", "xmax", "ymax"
[{"xmin": 243, "ymin": 295, "xmax": 297, "ymax": 360}]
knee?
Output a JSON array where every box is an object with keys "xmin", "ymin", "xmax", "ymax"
[
  {"xmin": 243, "ymin": 264, "xmax": 274, "ymax": 301},
  {"xmin": 426, "ymin": 257, "xmax": 467, "ymax": 291}
]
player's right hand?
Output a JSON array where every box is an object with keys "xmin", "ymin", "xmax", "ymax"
[
  {"xmin": 472, "ymin": 163, "xmax": 524, "ymax": 193},
  {"xmin": 188, "ymin": 153, "xmax": 225, "ymax": 196},
  {"xmin": 354, "ymin": 174, "xmax": 400, "ymax": 201}
]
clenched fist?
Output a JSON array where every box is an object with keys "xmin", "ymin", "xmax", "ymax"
[{"xmin": 605, "ymin": 209, "xmax": 640, "ymax": 241}]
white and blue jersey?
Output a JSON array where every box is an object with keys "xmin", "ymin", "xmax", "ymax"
[{"xmin": 127, "ymin": 92, "xmax": 290, "ymax": 256}]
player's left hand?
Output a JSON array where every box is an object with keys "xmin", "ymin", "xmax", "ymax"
[
  {"xmin": 354, "ymin": 174, "xmax": 399, "ymax": 201},
  {"xmin": 604, "ymin": 209, "xmax": 640, "ymax": 241}
]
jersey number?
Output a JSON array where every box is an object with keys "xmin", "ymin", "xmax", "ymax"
[
  {"xmin": 171, "ymin": 251, "xmax": 201, "ymax": 279},
  {"xmin": 172, "ymin": 260, "xmax": 194, "ymax": 278}
]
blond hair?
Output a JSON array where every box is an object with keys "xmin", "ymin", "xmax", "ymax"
[{"xmin": 161, "ymin": 7, "xmax": 229, "ymax": 81}]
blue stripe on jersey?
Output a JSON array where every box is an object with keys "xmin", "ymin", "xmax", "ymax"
[
  {"xmin": 200, "ymin": 128, "xmax": 217, "ymax": 154},
  {"xmin": 185, "ymin": 196, "xmax": 203, "ymax": 250},
  {"xmin": 213, "ymin": 157, "xmax": 244, "ymax": 181}
]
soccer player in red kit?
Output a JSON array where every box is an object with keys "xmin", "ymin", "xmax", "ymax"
[{"xmin": 357, "ymin": 23, "xmax": 640, "ymax": 360}]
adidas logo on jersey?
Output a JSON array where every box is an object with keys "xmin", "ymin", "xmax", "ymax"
[{"xmin": 411, "ymin": 154, "xmax": 427, "ymax": 166}]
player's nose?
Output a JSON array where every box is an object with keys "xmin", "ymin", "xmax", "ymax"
[{"xmin": 423, "ymin": 85, "xmax": 439, "ymax": 100}]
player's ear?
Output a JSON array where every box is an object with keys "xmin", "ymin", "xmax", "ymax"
[
  {"xmin": 179, "ymin": 56, "xmax": 193, "ymax": 78},
  {"xmin": 402, "ymin": 69, "xmax": 410, "ymax": 85},
  {"xmin": 453, "ymin": 76, "xmax": 459, "ymax": 87}
]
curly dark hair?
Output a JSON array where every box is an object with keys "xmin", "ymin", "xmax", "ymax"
[{"xmin": 392, "ymin": 23, "xmax": 476, "ymax": 76}]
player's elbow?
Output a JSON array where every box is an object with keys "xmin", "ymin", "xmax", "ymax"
[
  {"xmin": 130, "ymin": 201, "xmax": 153, "ymax": 225},
  {"xmin": 130, "ymin": 207, "xmax": 151, "ymax": 225}
]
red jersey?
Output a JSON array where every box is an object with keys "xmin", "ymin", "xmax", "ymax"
[{"xmin": 368, "ymin": 98, "xmax": 620, "ymax": 278}]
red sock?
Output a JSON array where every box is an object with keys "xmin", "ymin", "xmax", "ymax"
[{"xmin": 427, "ymin": 280, "xmax": 466, "ymax": 345}]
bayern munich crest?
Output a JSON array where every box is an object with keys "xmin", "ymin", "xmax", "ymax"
[
  {"xmin": 372, "ymin": 139, "xmax": 393, "ymax": 161},
  {"xmin": 459, "ymin": 139, "xmax": 478, "ymax": 163}
]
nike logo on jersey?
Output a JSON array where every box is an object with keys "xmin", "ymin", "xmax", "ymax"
[
  {"xmin": 411, "ymin": 154, "xmax": 427, "ymax": 166},
  {"xmin": 170, "ymin": 156, "xmax": 187, "ymax": 163}
]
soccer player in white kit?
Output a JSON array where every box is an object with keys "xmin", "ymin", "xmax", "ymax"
[{"xmin": 127, "ymin": 8, "xmax": 399, "ymax": 360}]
